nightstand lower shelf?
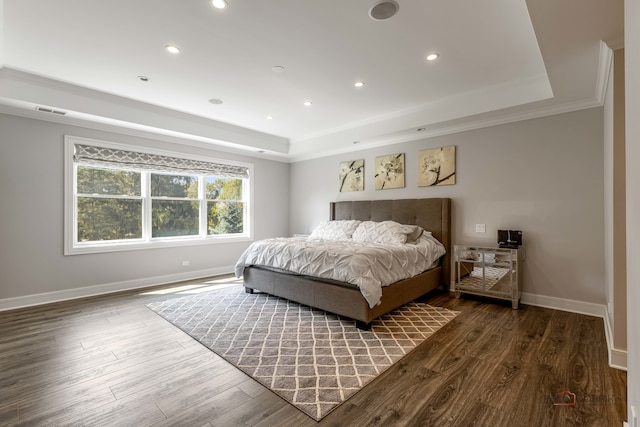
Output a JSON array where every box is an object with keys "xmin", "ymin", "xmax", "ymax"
[{"xmin": 453, "ymin": 245, "xmax": 523, "ymax": 309}]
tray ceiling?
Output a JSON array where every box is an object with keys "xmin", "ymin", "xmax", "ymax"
[{"xmin": 0, "ymin": 0, "xmax": 623, "ymax": 160}]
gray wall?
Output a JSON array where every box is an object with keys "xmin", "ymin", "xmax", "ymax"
[
  {"xmin": 0, "ymin": 113, "xmax": 290, "ymax": 300},
  {"xmin": 290, "ymin": 108, "xmax": 605, "ymax": 304},
  {"xmin": 0, "ymin": 108, "xmax": 606, "ymax": 307}
]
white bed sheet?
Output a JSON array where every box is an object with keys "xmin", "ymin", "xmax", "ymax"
[{"xmin": 234, "ymin": 234, "xmax": 446, "ymax": 308}]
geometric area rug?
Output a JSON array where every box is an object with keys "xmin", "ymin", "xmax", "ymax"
[{"xmin": 146, "ymin": 286, "xmax": 459, "ymax": 421}]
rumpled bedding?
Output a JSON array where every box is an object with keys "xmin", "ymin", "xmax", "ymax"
[{"xmin": 234, "ymin": 234, "xmax": 446, "ymax": 308}]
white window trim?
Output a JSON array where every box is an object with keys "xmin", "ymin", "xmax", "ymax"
[{"xmin": 64, "ymin": 135, "xmax": 254, "ymax": 255}]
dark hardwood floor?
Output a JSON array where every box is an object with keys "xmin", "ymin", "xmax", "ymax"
[{"xmin": 0, "ymin": 276, "xmax": 627, "ymax": 426}]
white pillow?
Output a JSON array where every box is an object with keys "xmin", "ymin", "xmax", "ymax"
[
  {"xmin": 352, "ymin": 220, "xmax": 413, "ymax": 245},
  {"xmin": 404, "ymin": 225, "xmax": 425, "ymax": 243},
  {"xmin": 308, "ymin": 220, "xmax": 361, "ymax": 240}
]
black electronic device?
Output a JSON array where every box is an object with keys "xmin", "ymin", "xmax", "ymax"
[{"xmin": 498, "ymin": 230, "xmax": 522, "ymax": 249}]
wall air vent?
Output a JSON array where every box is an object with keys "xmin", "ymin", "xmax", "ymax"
[{"xmin": 35, "ymin": 106, "xmax": 67, "ymax": 115}]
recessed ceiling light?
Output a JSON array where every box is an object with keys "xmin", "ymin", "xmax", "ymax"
[
  {"xmin": 303, "ymin": 101, "xmax": 312, "ymax": 106},
  {"xmin": 354, "ymin": 81, "xmax": 365, "ymax": 88},
  {"xmin": 426, "ymin": 53, "xmax": 440, "ymax": 61},
  {"xmin": 353, "ymin": 141, "xmax": 360, "ymax": 144},
  {"xmin": 417, "ymin": 127, "xmax": 426, "ymax": 132},
  {"xmin": 266, "ymin": 115, "xmax": 274, "ymax": 120},
  {"xmin": 369, "ymin": 0, "xmax": 399, "ymax": 21},
  {"xmin": 271, "ymin": 66, "xmax": 285, "ymax": 73},
  {"xmin": 208, "ymin": 98, "xmax": 224, "ymax": 105},
  {"xmin": 137, "ymin": 75, "xmax": 149, "ymax": 82},
  {"xmin": 165, "ymin": 45, "xmax": 181, "ymax": 54},
  {"xmin": 211, "ymin": 0, "xmax": 227, "ymax": 9}
]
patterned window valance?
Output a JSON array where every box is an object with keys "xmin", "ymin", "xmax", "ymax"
[{"xmin": 73, "ymin": 144, "xmax": 249, "ymax": 179}]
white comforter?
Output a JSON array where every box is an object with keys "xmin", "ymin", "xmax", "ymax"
[{"xmin": 234, "ymin": 234, "xmax": 446, "ymax": 308}]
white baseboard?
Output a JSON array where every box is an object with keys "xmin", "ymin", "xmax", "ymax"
[
  {"xmin": 3, "ymin": 277, "xmax": 629, "ymax": 372},
  {"xmin": 521, "ymin": 292, "xmax": 627, "ymax": 371},
  {"xmin": 0, "ymin": 266, "xmax": 235, "ymax": 312},
  {"xmin": 454, "ymin": 290, "xmax": 627, "ymax": 370},
  {"xmin": 609, "ymin": 347, "xmax": 628, "ymax": 371},
  {"xmin": 603, "ymin": 305, "xmax": 628, "ymax": 371},
  {"xmin": 520, "ymin": 292, "xmax": 606, "ymax": 317}
]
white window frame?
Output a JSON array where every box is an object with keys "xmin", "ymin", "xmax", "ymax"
[{"xmin": 64, "ymin": 135, "xmax": 254, "ymax": 255}]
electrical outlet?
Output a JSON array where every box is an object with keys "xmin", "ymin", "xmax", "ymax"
[
  {"xmin": 182, "ymin": 260, "xmax": 190, "ymax": 266},
  {"xmin": 475, "ymin": 224, "xmax": 486, "ymax": 233}
]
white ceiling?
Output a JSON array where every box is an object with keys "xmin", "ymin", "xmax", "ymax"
[{"xmin": 0, "ymin": 0, "xmax": 623, "ymax": 161}]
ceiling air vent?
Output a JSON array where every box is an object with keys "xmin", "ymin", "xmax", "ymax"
[{"xmin": 35, "ymin": 106, "xmax": 67, "ymax": 115}]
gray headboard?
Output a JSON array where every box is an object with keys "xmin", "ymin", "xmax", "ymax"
[{"xmin": 330, "ymin": 198, "xmax": 452, "ymax": 287}]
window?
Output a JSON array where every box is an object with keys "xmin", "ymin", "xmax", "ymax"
[
  {"xmin": 65, "ymin": 136, "xmax": 253, "ymax": 254},
  {"xmin": 77, "ymin": 167, "xmax": 143, "ymax": 241},
  {"xmin": 150, "ymin": 173, "xmax": 200, "ymax": 238}
]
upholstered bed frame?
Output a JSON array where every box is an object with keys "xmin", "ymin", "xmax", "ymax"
[{"xmin": 243, "ymin": 198, "xmax": 451, "ymax": 329}]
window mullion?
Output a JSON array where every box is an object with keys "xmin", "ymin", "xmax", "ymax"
[
  {"xmin": 199, "ymin": 176, "xmax": 207, "ymax": 237},
  {"xmin": 142, "ymin": 171, "xmax": 151, "ymax": 242},
  {"xmin": 76, "ymin": 194, "xmax": 143, "ymax": 200},
  {"xmin": 243, "ymin": 177, "xmax": 249, "ymax": 235},
  {"xmin": 73, "ymin": 163, "xmax": 79, "ymax": 246}
]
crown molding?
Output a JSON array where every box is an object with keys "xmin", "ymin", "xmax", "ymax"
[
  {"xmin": 0, "ymin": 103, "xmax": 290, "ymax": 163},
  {"xmin": 288, "ymin": 96, "xmax": 604, "ymax": 162},
  {"xmin": 595, "ymin": 40, "xmax": 614, "ymax": 105}
]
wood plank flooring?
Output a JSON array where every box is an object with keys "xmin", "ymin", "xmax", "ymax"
[{"xmin": 0, "ymin": 276, "xmax": 627, "ymax": 426}]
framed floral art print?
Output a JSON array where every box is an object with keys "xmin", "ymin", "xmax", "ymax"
[
  {"xmin": 418, "ymin": 146, "xmax": 456, "ymax": 186},
  {"xmin": 374, "ymin": 153, "xmax": 405, "ymax": 190},
  {"xmin": 339, "ymin": 159, "xmax": 364, "ymax": 192}
]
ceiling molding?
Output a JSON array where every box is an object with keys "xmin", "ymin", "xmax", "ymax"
[
  {"xmin": 0, "ymin": 85, "xmax": 606, "ymax": 165},
  {"xmin": 595, "ymin": 40, "xmax": 614, "ymax": 105},
  {"xmin": 0, "ymin": 102, "xmax": 290, "ymax": 163},
  {"xmin": 288, "ymin": 96, "xmax": 605, "ymax": 162}
]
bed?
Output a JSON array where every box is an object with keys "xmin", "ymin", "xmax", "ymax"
[{"xmin": 237, "ymin": 198, "xmax": 451, "ymax": 329}]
